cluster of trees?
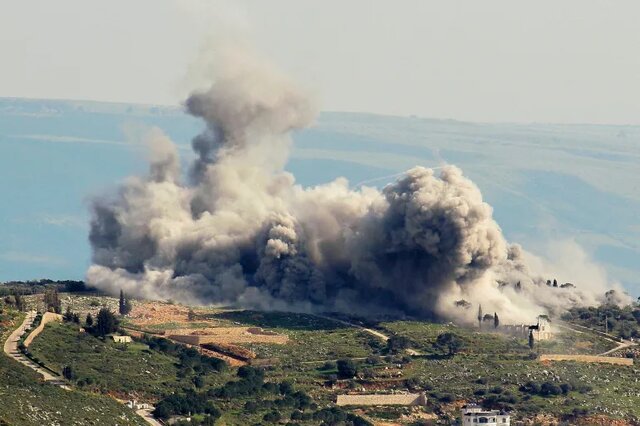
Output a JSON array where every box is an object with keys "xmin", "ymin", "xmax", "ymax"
[
  {"xmin": 214, "ymin": 365, "xmax": 266, "ymax": 398},
  {"xmin": 0, "ymin": 279, "xmax": 92, "ymax": 297},
  {"xmin": 76, "ymin": 308, "xmax": 119, "ymax": 337},
  {"xmin": 153, "ymin": 390, "xmax": 220, "ymax": 423},
  {"xmin": 43, "ymin": 288, "xmax": 61, "ymax": 313},
  {"xmin": 545, "ymin": 278, "xmax": 574, "ymax": 289},
  {"xmin": 519, "ymin": 380, "xmax": 590, "ymax": 397},
  {"xmin": 63, "ymin": 306, "xmax": 80, "ymax": 323},
  {"xmin": 562, "ymin": 305, "xmax": 640, "ymax": 339},
  {"xmin": 386, "ymin": 335, "xmax": 411, "ymax": 353},
  {"xmin": 153, "ymin": 366, "xmax": 331, "ymax": 424},
  {"xmin": 435, "ymin": 332, "xmax": 464, "ymax": 356},
  {"xmin": 3, "ymin": 293, "xmax": 25, "ymax": 311},
  {"xmin": 310, "ymin": 407, "xmax": 372, "ymax": 426},
  {"xmin": 477, "ymin": 305, "xmax": 500, "ymax": 329},
  {"xmin": 141, "ymin": 335, "xmax": 225, "ymax": 378}
]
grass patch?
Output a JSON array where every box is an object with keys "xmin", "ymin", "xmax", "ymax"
[
  {"xmin": 0, "ymin": 310, "xmax": 145, "ymax": 425},
  {"xmin": 29, "ymin": 322, "xmax": 232, "ymax": 399}
]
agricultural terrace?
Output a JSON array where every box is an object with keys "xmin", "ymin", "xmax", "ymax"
[{"xmin": 19, "ymin": 294, "xmax": 640, "ymax": 425}]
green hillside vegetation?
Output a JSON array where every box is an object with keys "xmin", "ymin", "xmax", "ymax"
[
  {"xmin": 562, "ymin": 304, "xmax": 640, "ymax": 340},
  {"xmin": 29, "ymin": 322, "xmax": 233, "ymax": 399},
  {"xmin": 21, "ymin": 298, "xmax": 640, "ymax": 425},
  {"xmin": 214, "ymin": 311, "xmax": 383, "ymax": 363},
  {"xmin": 0, "ymin": 308, "xmax": 145, "ymax": 425}
]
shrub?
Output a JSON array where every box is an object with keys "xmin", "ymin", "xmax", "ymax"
[
  {"xmin": 490, "ymin": 386, "xmax": 504, "ymax": 394},
  {"xmin": 244, "ymin": 401, "xmax": 258, "ymax": 413},
  {"xmin": 320, "ymin": 361, "xmax": 336, "ymax": 370},
  {"xmin": 540, "ymin": 382, "xmax": 562, "ymax": 396},
  {"xmin": 337, "ymin": 359, "xmax": 358, "ymax": 379},
  {"xmin": 263, "ymin": 411, "xmax": 281, "ymax": 422},
  {"xmin": 438, "ymin": 394, "xmax": 454, "ymax": 403}
]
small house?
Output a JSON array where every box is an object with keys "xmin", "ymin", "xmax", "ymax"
[
  {"xmin": 461, "ymin": 404, "xmax": 510, "ymax": 425},
  {"xmin": 110, "ymin": 335, "xmax": 132, "ymax": 344}
]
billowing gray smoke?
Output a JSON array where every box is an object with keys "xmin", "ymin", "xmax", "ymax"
[{"xmin": 87, "ymin": 47, "xmax": 619, "ymax": 323}]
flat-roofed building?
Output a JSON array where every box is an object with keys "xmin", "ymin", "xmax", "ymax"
[{"xmin": 461, "ymin": 404, "xmax": 510, "ymax": 425}]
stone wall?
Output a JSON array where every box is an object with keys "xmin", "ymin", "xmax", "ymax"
[{"xmin": 539, "ymin": 354, "xmax": 633, "ymax": 366}]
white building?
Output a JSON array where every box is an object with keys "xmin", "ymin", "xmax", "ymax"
[
  {"xmin": 111, "ymin": 335, "xmax": 132, "ymax": 344},
  {"xmin": 461, "ymin": 404, "xmax": 510, "ymax": 425},
  {"xmin": 126, "ymin": 400, "xmax": 150, "ymax": 410}
]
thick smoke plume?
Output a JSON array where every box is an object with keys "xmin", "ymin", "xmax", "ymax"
[{"xmin": 87, "ymin": 46, "xmax": 621, "ymax": 323}]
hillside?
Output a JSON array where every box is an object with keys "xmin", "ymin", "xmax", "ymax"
[
  {"xmin": 0, "ymin": 307, "xmax": 145, "ymax": 425},
  {"xmin": 2, "ymin": 293, "xmax": 638, "ymax": 425}
]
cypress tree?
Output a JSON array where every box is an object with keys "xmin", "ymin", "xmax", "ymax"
[
  {"xmin": 119, "ymin": 289, "xmax": 125, "ymax": 315},
  {"xmin": 528, "ymin": 329, "xmax": 535, "ymax": 350},
  {"xmin": 85, "ymin": 312, "xmax": 94, "ymax": 327}
]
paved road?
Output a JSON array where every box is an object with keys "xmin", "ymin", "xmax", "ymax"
[
  {"xmin": 4, "ymin": 312, "xmax": 160, "ymax": 425},
  {"xmin": 136, "ymin": 409, "xmax": 162, "ymax": 426},
  {"xmin": 3, "ymin": 311, "xmax": 70, "ymax": 388}
]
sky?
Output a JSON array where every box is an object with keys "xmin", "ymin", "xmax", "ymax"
[{"xmin": 1, "ymin": 0, "xmax": 640, "ymax": 124}]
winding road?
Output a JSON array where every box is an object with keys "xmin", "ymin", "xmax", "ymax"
[
  {"xmin": 3, "ymin": 311, "xmax": 69, "ymax": 388},
  {"xmin": 557, "ymin": 321, "xmax": 637, "ymax": 356},
  {"xmin": 3, "ymin": 311, "xmax": 160, "ymax": 425}
]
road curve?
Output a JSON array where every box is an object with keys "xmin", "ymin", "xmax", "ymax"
[
  {"xmin": 3, "ymin": 311, "xmax": 69, "ymax": 387},
  {"xmin": 4, "ymin": 311, "xmax": 159, "ymax": 425}
]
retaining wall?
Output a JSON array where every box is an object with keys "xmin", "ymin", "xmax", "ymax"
[{"xmin": 539, "ymin": 354, "xmax": 633, "ymax": 366}]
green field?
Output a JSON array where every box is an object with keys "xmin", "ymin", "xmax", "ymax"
[
  {"xmin": 19, "ymin": 299, "xmax": 640, "ymax": 425},
  {"xmin": 198, "ymin": 310, "xmax": 383, "ymax": 364},
  {"xmin": 29, "ymin": 321, "xmax": 234, "ymax": 400},
  {"xmin": 0, "ymin": 309, "xmax": 146, "ymax": 426}
]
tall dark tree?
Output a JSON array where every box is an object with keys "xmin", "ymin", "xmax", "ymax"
[
  {"xmin": 62, "ymin": 365, "xmax": 76, "ymax": 381},
  {"xmin": 528, "ymin": 329, "xmax": 535, "ymax": 350},
  {"xmin": 119, "ymin": 289, "xmax": 132, "ymax": 315},
  {"xmin": 494, "ymin": 312, "xmax": 500, "ymax": 329},
  {"xmin": 119, "ymin": 289, "xmax": 125, "ymax": 315},
  {"xmin": 95, "ymin": 308, "xmax": 119, "ymax": 337},
  {"xmin": 63, "ymin": 306, "xmax": 74, "ymax": 322},
  {"xmin": 85, "ymin": 312, "xmax": 94, "ymax": 327},
  {"xmin": 477, "ymin": 304, "xmax": 483, "ymax": 329}
]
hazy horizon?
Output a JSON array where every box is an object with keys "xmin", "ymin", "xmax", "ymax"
[{"xmin": 2, "ymin": 0, "xmax": 640, "ymax": 124}]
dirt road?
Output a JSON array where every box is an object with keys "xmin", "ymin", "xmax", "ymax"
[
  {"xmin": 557, "ymin": 321, "xmax": 637, "ymax": 356},
  {"xmin": 316, "ymin": 315, "xmax": 389, "ymax": 341}
]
